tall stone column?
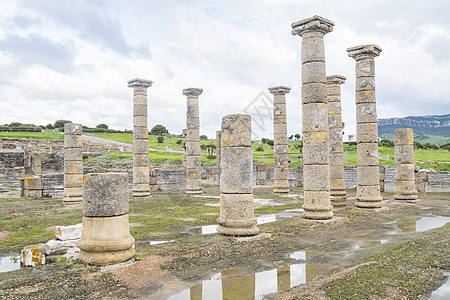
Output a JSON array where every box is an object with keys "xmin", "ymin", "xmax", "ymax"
[
  {"xmin": 269, "ymin": 85, "xmax": 291, "ymax": 194},
  {"xmin": 347, "ymin": 45, "xmax": 383, "ymax": 208},
  {"xmin": 291, "ymin": 15, "xmax": 334, "ymax": 220},
  {"xmin": 216, "ymin": 130, "xmax": 222, "ymax": 168},
  {"xmin": 63, "ymin": 123, "xmax": 83, "ymax": 203},
  {"xmin": 128, "ymin": 78, "xmax": 152, "ymax": 198},
  {"xmin": 78, "ymin": 173, "xmax": 135, "ymax": 265},
  {"xmin": 183, "ymin": 88, "xmax": 203, "ymax": 195},
  {"xmin": 394, "ymin": 128, "xmax": 418, "ymax": 200},
  {"xmin": 327, "ymin": 75, "xmax": 347, "ymax": 206},
  {"xmin": 217, "ymin": 114, "xmax": 259, "ymax": 236}
]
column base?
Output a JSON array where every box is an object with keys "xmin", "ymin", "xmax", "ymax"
[
  {"xmin": 63, "ymin": 196, "xmax": 83, "ymax": 204},
  {"xmin": 273, "ymin": 187, "xmax": 290, "ymax": 194},
  {"xmin": 330, "ymin": 188, "xmax": 346, "ymax": 197},
  {"xmin": 330, "ymin": 197, "xmax": 347, "ymax": 207},
  {"xmin": 78, "ymin": 248, "xmax": 135, "ymax": 266},
  {"xmin": 186, "ymin": 189, "xmax": 203, "ymax": 195},
  {"xmin": 132, "ymin": 191, "xmax": 151, "ymax": 198},
  {"xmin": 355, "ymin": 185, "xmax": 382, "ymax": 208},
  {"xmin": 393, "ymin": 193, "xmax": 418, "ymax": 200},
  {"xmin": 217, "ymin": 217, "xmax": 259, "ymax": 236},
  {"xmin": 302, "ymin": 206, "xmax": 334, "ymax": 220}
]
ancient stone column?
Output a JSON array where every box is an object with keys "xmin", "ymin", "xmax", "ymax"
[
  {"xmin": 327, "ymin": 75, "xmax": 347, "ymax": 206},
  {"xmin": 128, "ymin": 78, "xmax": 152, "ymax": 198},
  {"xmin": 216, "ymin": 130, "xmax": 222, "ymax": 168},
  {"xmin": 347, "ymin": 45, "xmax": 383, "ymax": 208},
  {"xmin": 217, "ymin": 114, "xmax": 259, "ymax": 236},
  {"xmin": 78, "ymin": 173, "xmax": 135, "ymax": 265},
  {"xmin": 63, "ymin": 123, "xmax": 83, "ymax": 203},
  {"xmin": 269, "ymin": 85, "xmax": 291, "ymax": 194},
  {"xmin": 394, "ymin": 128, "xmax": 418, "ymax": 200},
  {"xmin": 183, "ymin": 88, "xmax": 203, "ymax": 194},
  {"xmin": 291, "ymin": 15, "xmax": 334, "ymax": 219}
]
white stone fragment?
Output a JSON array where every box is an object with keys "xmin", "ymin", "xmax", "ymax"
[
  {"xmin": 45, "ymin": 239, "xmax": 79, "ymax": 255},
  {"xmin": 20, "ymin": 247, "xmax": 46, "ymax": 267},
  {"xmin": 55, "ymin": 223, "xmax": 82, "ymax": 241}
]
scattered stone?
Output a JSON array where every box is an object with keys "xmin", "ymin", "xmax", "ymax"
[
  {"xmin": 55, "ymin": 223, "xmax": 82, "ymax": 241},
  {"xmin": 21, "ymin": 246, "xmax": 46, "ymax": 267}
]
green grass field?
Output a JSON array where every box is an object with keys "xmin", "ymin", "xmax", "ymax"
[{"xmin": 0, "ymin": 132, "xmax": 64, "ymax": 140}]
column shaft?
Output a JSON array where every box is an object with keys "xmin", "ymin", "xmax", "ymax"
[
  {"xmin": 63, "ymin": 123, "xmax": 83, "ymax": 203},
  {"xmin": 394, "ymin": 128, "xmax": 418, "ymax": 200}
]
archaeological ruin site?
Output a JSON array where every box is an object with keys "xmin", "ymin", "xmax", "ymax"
[{"xmin": 1, "ymin": 15, "xmax": 449, "ymax": 300}]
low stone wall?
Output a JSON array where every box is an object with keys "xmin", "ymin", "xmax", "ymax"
[
  {"xmin": 0, "ymin": 151, "xmax": 24, "ymax": 168},
  {"xmin": 42, "ymin": 173, "xmax": 64, "ymax": 197}
]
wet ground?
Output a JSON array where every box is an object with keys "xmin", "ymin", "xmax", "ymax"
[{"xmin": 0, "ymin": 186, "xmax": 449, "ymax": 299}]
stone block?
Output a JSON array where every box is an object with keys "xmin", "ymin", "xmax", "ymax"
[
  {"xmin": 83, "ymin": 173, "xmax": 129, "ymax": 217},
  {"xmin": 133, "ymin": 115, "xmax": 148, "ymax": 127},
  {"xmin": 356, "ymin": 77, "xmax": 376, "ymax": 91},
  {"xmin": 355, "ymin": 185, "xmax": 382, "ymax": 204},
  {"xmin": 302, "ymin": 82, "xmax": 327, "ymax": 104},
  {"xmin": 185, "ymin": 156, "xmax": 201, "ymax": 169},
  {"xmin": 357, "ymin": 166, "xmax": 380, "ymax": 186},
  {"xmin": 357, "ymin": 123, "xmax": 378, "ymax": 143},
  {"xmin": 64, "ymin": 160, "xmax": 83, "ymax": 174},
  {"xmin": 301, "ymin": 61, "xmax": 326, "ymax": 84},
  {"xmin": 133, "ymin": 104, "xmax": 148, "ymax": 117},
  {"xmin": 326, "ymin": 85, "xmax": 341, "ymax": 96},
  {"xmin": 186, "ymin": 167, "xmax": 202, "ymax": 179},
  {"xmin": 185, "ymin": 141, "xmax": 200, "ymax": 156},
  {"xmin": 394, "ymin": 181, "xmax": 418, "ymax": 200},
  {"xmin": 394, "ymin": 128, "xmax": 414, "ymax": 145},
  {"xmin": 64, "ymin": 173, "xmax": 84, "ymax": 187},
  {"xmin": 302, "ymin": 103, "xmax": 328, "ymax": 131},
  {"xmin": 330, "ymin": 152, "xmax": 343, "ymax": 165},
  {"xmin": 275, "ymin": 167, "xmax": 289, "ymax": 179},
  {"xmin": 187, "ymin": 97, "xmax": 199, "ymax": 105},
  {"xmin": 218, "ymin": 193, "xmax": 255, "ymax": 222},
  {"xmin": 23, "ymin": 177, "xmax": 43, "ymax": 190},
  {"xmin": 133, "ymin": 126, "xmax": 148, "ymax": 140},
  {"xmin": 301, "ymin": 35, "xmax": 325, "ymax": 64},
  {"xmin": 356, "ymin": 59, "xmax": 375, "ymax": 77},
  {"xmin": 45, "ymin": 239, "xmax": 79, "ymax": 255},
  {"xmin": 357, "ymin": 143, "xmax": 379, "ymax": 166},
  {"xmin": 184, "ymin": 128, "xmax": 200, "ymax": 142},
  {"xmin": 302, "ymin": 191, "xmax": 333, "ymax": 220},
  {"xmin": 327, "ymin": 101, "xmax": 341, "ymax": 114},
  {"xmin": 64, "ymin": 187, "xmax": 83, "ymax": 198},
  {"xmin": 186, "ymin": 105, "xmax": 199, "ymax": 118},
  {"xmin": 274, "ymin": 133, "xmax": 287, "ymax": 145},
  {"xmin": 328, "ymin": 113, "xmax": 341, "ymax": 129},
  {"xmin": 64, "ymin": 148, "xmax": 82, "ymax": 161},
  {"xmin": 64, "ymin": 135, "xmax": 82, "ymax": 148},
  {"xmin": 330, "ymin": 165, "xmax": 344, "ymax": 179},
  {"xmin": 221, "ymin": 114, "xmax": 251, "ymax": 147},
  {"xmin": 133, "ymin": 139, "xmax": 149, "ymax": 154},
  {"xmin": 356, "ymin": 103, "xmax": 377, "ymax": 124},
  {"xmin": 303, "ymin": 141, "xmax": 329, "ymax": 165},
  {"xmin": 329, "ymin": 138, "xmax": 343, "ymax": 153},
  {"xmin": 303, "ymin": 164, "xmax": 330, "ymax": 191},
  {"xmin": 186, "ymin": 118, "xmax": 199, "ymax": 129},
  {"xmin": 64, "ymin": 123, "xmax": 82, "ymax": 135},
  {"xmin": 24, "ymin": 189, "xmax": 43, "ymax": 198},
  {"xmin": 187, "ymin": 178, "xmax": 202, "ymax": 191},
  {"xmin": 274, "ymin": 153, "xmax": 289, "ymax": 167},
  {"xmin": 133, "ymin": 166, "xmax": 149, "ymax": 183},
  {"xmin": 395, "ymin": 164, "xmax": 415, "ymax": 181},
  {"xmin": 21, "ymin": 247, "xmax": 46, "ymax": 267},
  {"xmin": 220, "ymin": 147, "xmax": 253, "ymax": 194},
  {"xmin": 303, "ymin": 131, "xmax": 328, "ymax": 144},
  {"xmin": 133, "ymin": 153, "xmax": 149, "ymax": 167},
  {"xmin": 355, "ymin": 90, "xmax": 376, "ymax": 104},
  {"xmin": 55, "ymin": 223, "xmax": 82, "ymax": 241},
  {"xmin": 395, "ymin": 145, "xmax": 414, "ymax": 164},
  {"xmin": 274, "ymin": 144, "xmax": 288, "ymax": 155},
  {"xmin": 133, "ymin": 94, "xmax": 147, "ymax": 105}
]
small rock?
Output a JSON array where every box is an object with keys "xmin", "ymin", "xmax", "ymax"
[
  {"xmin": 55, "ymin": 223, "xmax": 82, "ymax": 241},
  {"xmin": 21, "ymin": 247, "xmax": 46, "ymax": 267},
  {"xmin": 46, "ymin": 239, "xmax": 79, "ymax": 255}
]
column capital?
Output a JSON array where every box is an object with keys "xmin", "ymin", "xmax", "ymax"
[
  {"xmin": 182, "ymin": 88, "xmax": 203, "ymax": 97},
  {"xmin": 347, "ymin": 45, "xmax": 382, "ymax": 61},
  {"xmin": 268, "ymin": 85, "xmax": 291, "ymax": 96},
  {"xmin": 127, "ymin": 78, "xmax": 153, "ymax": 88},
  {"xmin": 327, "ymin": 75, "xmax": 347, "ymax": 85},
  {"xmin": 291, "ymin": 15, "xmax": 334, "ymax": 36}
]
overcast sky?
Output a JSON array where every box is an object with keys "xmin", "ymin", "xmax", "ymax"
[{"xmin": 1, "ymin": 0, "xmax": 449, "ymax": 140}]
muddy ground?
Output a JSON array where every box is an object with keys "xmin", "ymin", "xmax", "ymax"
[{"xmin": 0, "ymin": 185, "xmax": 449, "ymax": 299}]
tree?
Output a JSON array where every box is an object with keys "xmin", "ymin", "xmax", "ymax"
[
  {"xmin": 200, "ymin": 135, "xmax": 208, "ymax": 140},
  {"xmin": 379, "ymin": 139, "xmax": 394, "ymax": 148},
  {"xmin": 157, "ymin": 136, "xmax": 164, "ymax": 143},
  {"xmin": 96, "ymin": 123, "xmax": 108, "ymax": 129},
  {"xmin": 289, "ymin": 135, "xmax": 294, "ymax": 140},
  {"xmin": 9, "ymin": 122, "xmax": 23, "ymax": 127},
  {"xmin": 150, "ymin": 124, "xmax": 169, "ymax": 135},
  {"xmin": 294, "ymin": 133, "xmax": 301, "ymax": 140},
  {"xmin": 46, "ymin": 124, "xmax": 54, "ymax": 129},
  {"xmin": 176, "ymin": 139, "xmax": 183, "ymax": 145},
  {"xmin": 54, "ymin": 120, "xmax": 72, "ymax": 129}
]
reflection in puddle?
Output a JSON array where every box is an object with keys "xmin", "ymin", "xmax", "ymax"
[
  {"xmin": 395, "ymin": 216, "xmax": 450, "ymax": 233},
  {"xmin": 168, "ymin": 264, "xmax": 332, "ymax": 300},
  {"xmin": 289, "ymin": 251, "xmax": 316, "ymax": 260},
  {"xmin": 149, "ymin": 240, "xmax": 174, "ymax": 245},
  {"xmin": 0, "ymin": 256, "xmax": 20, "ymax": 273},
  {"xmin": 430, "ymin": 273, "xmax": 450, "ymax": 299}
]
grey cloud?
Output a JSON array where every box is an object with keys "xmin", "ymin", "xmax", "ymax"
[{"xmin": 425, "ymin": 37, "xmax": 450, "ymax": 64}]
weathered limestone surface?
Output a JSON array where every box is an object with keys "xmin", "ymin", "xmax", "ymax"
[
  {"xmin": 183, "ymin": 88, "xmax": 203, "ymax": 194},
  {"xmin": 394, "ymin": 128, "xmax": 418, "ymax": 200},
  {"xmin": 218, "ymin": 114, "xmax": 259, "ymax": 236},
  {"xmin": 78, "ymin": 173, "xmax": 135, "ymax": 265},
  {"xmin": 269, "ymin": 85, "xmax": 291, "ymax": 194},
  {"xmin": 292, "ymin": 15, "xmax": 334, "ymax": 219},
  {"xmin": 327, "ymin": 75, "xmax": 347, "ymax": 206},
  {"xmin": 216, "ymin": 130, "xmax": 222, "ymax": 173},
  {"xmin": 20, "ymin": 177, "xmax": 43, "ymax": 198},
  {"xmin": 128, "ymin": 78, "xmax": 152, "ymax": 198},
  {"xmin": 347, "ymin": 44, "xmax": 383, "ymax": 208},
  {"xmin": 63, "ymin": 123, "xmax": 83, "ymax": 203}
]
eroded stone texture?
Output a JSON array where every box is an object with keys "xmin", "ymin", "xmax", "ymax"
[
  {"xmin": 128, "ymin": 78, "xmax": 152, "ymax": 198},
  {"xmin": 216, "ymin": 131, "xmax": 222, "ymax": 171},
  {"xmin": 394, "ymin": 128, "xmax": 418, "ymax": 200},
  {"xmin": 63, "ymin": 123, "xmax": 83, "ymax": 203},
  {"xmin": 327, "ymin": 75, "xmax": 347, "ymax": 206},
  {"xmin": 218, "ymin": 114, "xmax": 259, "ymax": 236},
  {"xmin": 347, "ymin": 44, "xmax": 383, "ymax": 208},
  {"xmin": 183, "ymin": 88, "xmax": 203, "ymax": 194},
  {"xmin": 269, "ymin": 85, "xmax": 291, "ymax": 193},
  {"xmin": 292, "ymin": 15, "xmax": 334, "ymax": 219},
  {"xmin": 78, "ymin": 173, "xmax": 134, "ymax": 265}
]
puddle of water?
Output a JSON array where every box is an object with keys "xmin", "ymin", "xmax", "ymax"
[
  {"xmin": 0, "ymin": 255, "xmax": 21, "ymax": 273},
  {"xmin": 395, "ymin": 216, "xmax": 450, "ymax": 234},
  {"xmin": 189, "ymin": 225, "xmax": 218, "ymax": 235},
  {"xmin": 168, "ymin": 263, "xmax": 332, "ymax": 300},
  {"xmin": 149, "ymin": 240, "xmax": 174, "ymax": 245},
  {"xmin": 289, "ymin": 251, "xmax": 316, "ymax": 260},
  {"xmin": 429, "ymin": 273, "xmax": 450, "ymax": 299}
]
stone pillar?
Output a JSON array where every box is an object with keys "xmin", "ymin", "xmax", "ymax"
[
  {"xmin": 291, "ymin": 15, "xmax": 334, "ymax": 220},
  {"xmin": 183, "ymin": 88, "xmax": 203, "ymax": 195},
  {"xmin": 217, "ymin": 114, "xmax": 259, "ymax": 236},
  {"xmin": 269, "ymin": 85, "xmax": 291, "ymax": 194},
  {"xmin": 327, "ymin": 75, "xmax": 347, "ymax": 206},
  {"xmin": 394, "ymin": 129, "xmax": 418, "ymax": 200},
  {"xmin": 63, "ymin": 123, "xmax": 83, "ymax": 203},
  {"xmin": 347, "ymin": 45, "xmax": 383, "ymax": 208},
  {"xmin": 78, "ymin": 173, "xmax": 135, "ymax": 265},
  {"xmin": 128, "ymin": 78, "xmax": 152, "ymax": 198},
  {"xmin": 216, "ymin": 130, "xmax": 222, "ymax": 169}
]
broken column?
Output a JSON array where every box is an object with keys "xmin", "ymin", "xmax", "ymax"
[
  {"xmin": 20, "ymin": 177, "xmax": 43, "ymax": 198},
  {"xmin": 217, "ymin": 114, "xmax": 259, "ymax": 236},
  {"xmin": 183, "ymin": 88, "xmax": 203, "ymax": 194},
  {"xmin": 292, "ymin": 15, "xmax": 334, "ymax": 219},
  {"xmin": 394, "ymin": 128, "xmax": 418, "ymax": 200},
  {"xmin": 269, "ymin": 85, "xmax": 291, "ymax": 194},
  {"xmin": 327, "ymin": 75, "xmax": 347, "ymax": 206},
  {"xmin": 78, "ymin": 173, "xmax": 135, "ymax": 265},
  {"xmin": 347, "ymin": 44, "xmax": 383, "ymax": 208},
  {"xmin": 63, "ymin": 123, "xmax": 83, "ymax": 203},
  {"xmin": 128, "ymin": 78, "xmax": 152, "ymax": 198}
]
